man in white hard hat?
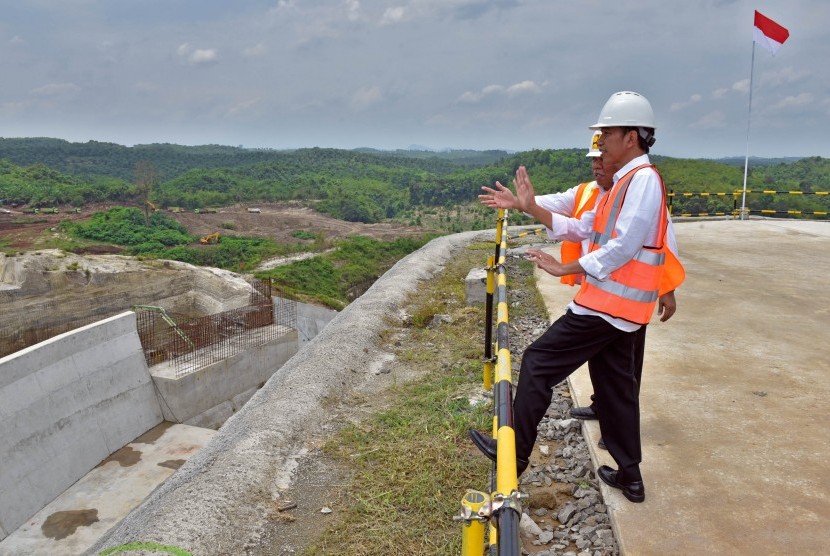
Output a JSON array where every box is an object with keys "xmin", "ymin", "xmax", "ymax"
[
  {"xmin": 477, "ymin": 130, "xmax": 680, "ymax": 450},
  {"xmin": 470, "ymin": 91, "xmax": 684, "ymax": 503}
]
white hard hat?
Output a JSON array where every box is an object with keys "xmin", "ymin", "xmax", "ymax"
[
  {"xmin": 590, "ymin": 91, "xmax": 656, "ymax": 130},
  {"xmin": 586, "ymin": 131, "xmax": 602, "ymax": 158}
]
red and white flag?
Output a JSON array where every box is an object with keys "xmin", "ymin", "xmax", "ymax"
[{"xmin": 753, "ymin": 10, "xmax": 789, "ymax": 55}]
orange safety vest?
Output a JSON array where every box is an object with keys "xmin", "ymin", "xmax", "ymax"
[
  {"xmin": 573, "ymin": 164, "xmax": 684, "ymax": 324},
  {"xmin": 560, "ymin": 181, "xmax": 600, "ymax": 286}
]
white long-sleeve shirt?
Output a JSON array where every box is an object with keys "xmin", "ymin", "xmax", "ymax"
[
  {"xmin": 535, "ymin": 182, "xmax": 598, "ymax": 257},
  {"xmin": 543, "ymin": 154, "xmax": 679, "ymax": 332}
]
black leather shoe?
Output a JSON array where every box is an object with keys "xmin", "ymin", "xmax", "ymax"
[
  {"xmin": 468, "ymin": 429, "xmax": 529, "ymax": 476},
  {"xmin": 570, "ymin": 406, "xmax": 597, "ymax": 420},
  {"xmin": 597, "ymin": 465, "xmax": 645, "ymax": 503},
  {"xmin": 597, "ymin": 437, "xmax": 607, "ymax": 450}
]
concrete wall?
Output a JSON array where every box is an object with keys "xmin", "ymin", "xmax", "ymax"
[
  {"xmin": 296, "ymin": 302, "xmax": 339, "ymax": 346},
  {"xmin": 150, "ymin": 329, "xmax": 299, "ymax": 429},
  {"xmin": 0, "ymin": 312, "xmax": 163, "ymax": 541}
]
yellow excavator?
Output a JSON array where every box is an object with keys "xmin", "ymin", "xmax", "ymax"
[{"xmin": 200, "ymin": 232, "xmax": 220, "ymax": 244}]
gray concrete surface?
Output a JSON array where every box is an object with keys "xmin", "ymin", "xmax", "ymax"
[
  {"xmin": 0, "ymin": 312, "xmax": 163, "ymax": 540},
  {"xmin": 0, "ymin": 423, "xmax": 215, "ymax": 556},
  {"xmin": 535, "ymin": 219, "xmax": 830, "ymax": 554},
  {"xmin": 0, "ymin": 290, "xmax": 338, "ymax": 549},
  {"xmin": 88, "ymin": 230, "xmax": 491, "ymax": 556},
  {"xmin": 150, "ymin": 326, "xmax": 298, "ymax": 427}
]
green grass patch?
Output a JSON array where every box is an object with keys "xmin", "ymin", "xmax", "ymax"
[
  {"xmin": 257, "ymin": 234, "xmax": 439, "ymax": 308},
  {"xmin": 59, "ymin": 206, "xmax": 306, "ymax": 271},
  {"xmin": 304, "ymin": 246, "xmax": 498, "ymax": 555},
  {"xmin": 290, "ymin": 229, "xmax": 316, "ymax": 240}
]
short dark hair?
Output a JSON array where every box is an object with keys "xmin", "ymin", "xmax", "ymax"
[{"xmin": 622, "ymin": 126, "xmax": 655, "ymax": 153}]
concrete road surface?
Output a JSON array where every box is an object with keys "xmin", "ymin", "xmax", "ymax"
[{"xmin": 534, "ymin": 219, "xmax": 830, "ymax": 555}]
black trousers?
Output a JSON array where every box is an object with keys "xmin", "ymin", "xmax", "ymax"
[
  {"xmin": 513, "ymin": 310, "xmax": 642, "ymax": 481},
  {"xmin": 588, "ymin": 325, "xmax": 646, "ymax": 409}
]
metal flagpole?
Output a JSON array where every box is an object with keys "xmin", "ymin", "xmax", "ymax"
[{"xmin": 740, "ymin": 41, "xmax": 756, "ymax": 220}]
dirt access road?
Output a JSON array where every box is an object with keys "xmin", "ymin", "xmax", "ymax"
[
  {"xmin": 169, "ymin": 202, "xmax": 429, "ymax": 243},
  {"xmin": 0, "ymin": 202, "xmax": 431, "ymax": 252}
]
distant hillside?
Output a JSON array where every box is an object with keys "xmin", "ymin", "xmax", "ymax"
[
  {"xmin": 709, "ymin": 156, "xmax": 804, "ymax": 168},
  {"xmin": 353, "ymin": 148, "xmax": 510, "ymax": 168},
  {"xmin": 0, "ymin": 139, "xmax": 500, "ymax": 183},
  {"xmin": 0, "ymin": 138, "xmax": 827, "ymax": 221}
]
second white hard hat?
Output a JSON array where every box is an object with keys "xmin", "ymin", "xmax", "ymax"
[{"xmin": 590, "ymin": 91, "xmax": 656, "ymax": 130}]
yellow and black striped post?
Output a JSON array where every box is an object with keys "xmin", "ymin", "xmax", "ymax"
[
  {"xmin": 483, "ymin": 254, "xmax": 495, "ymax": 391},
  {"xmin": 491, "ymin": 210, "xmax": 522, "ymax": 555},
  {"xmin": 461, "ymin": 209, "xmax": 524, "ymax": 554}
]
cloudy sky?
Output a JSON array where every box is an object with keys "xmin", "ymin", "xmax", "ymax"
[{"xmin": 0, "ymin": 0, "xmax": 825, "ymax": 158}]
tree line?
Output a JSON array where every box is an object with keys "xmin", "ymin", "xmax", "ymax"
[{"xmin": 0, "ymin": 140, "xmax": 828, "ymax": 218}]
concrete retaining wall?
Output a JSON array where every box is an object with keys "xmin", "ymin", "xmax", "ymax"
[
  {"xmin": 296, "ymin": 302, "xmax": 339, "ymax": 346},
  {"xmin": 0, "ymin": 312, "xmax": 163, "ymax": 541},
  {"xmin": 151, "ymin": 329, "xmax": 299, "ymax": 429}
]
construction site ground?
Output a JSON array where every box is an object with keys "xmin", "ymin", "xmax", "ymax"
[
  {"xmin": 0, "ymin": 202, "xmax": 430, "ymax": 253},
  {"xmin": 535, "ymin": 218, "xmax": 830, "ymax": 554}
]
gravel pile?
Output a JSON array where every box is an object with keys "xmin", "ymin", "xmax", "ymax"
[{"xmin": 504, "ymin": 248, "xmax": 620, "ymax": 556}]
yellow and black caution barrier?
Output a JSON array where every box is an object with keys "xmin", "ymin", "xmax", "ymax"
[
  {"xmin": 457, "ymin": 208, "xmax": 522, "ymax": 556},
  {"xmin": 667, "ymin": 189, "xmax": 830, "ymax": 218},
  {"xmin": 506, "ymin": 227, "xmax": 546, "ymax": 240},
  {"xmin": 742, "ymin": 208, "xmax": 829, "ymax": 216}
]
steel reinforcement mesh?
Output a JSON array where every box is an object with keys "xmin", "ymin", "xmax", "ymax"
[
  {"xmin": 134, "ymin": 279, "xmax": 297, "ymax": 378},
  {"xmin": 0, "ymin": 302, "xmax": 124, "ymax": 359}
]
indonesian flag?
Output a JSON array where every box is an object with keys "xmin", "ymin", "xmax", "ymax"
[{"xmin": 753, "ymin": 10, "xmax": 789, "ymax": 56}]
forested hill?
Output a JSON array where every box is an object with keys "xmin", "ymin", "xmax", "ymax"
[
  {"xmin": 0, "ymin": 138, "xmax": 828, "ymax": 220},
  {"xmin": 0, "ymin": 138, "xmax": 505, "ymax": 183}
]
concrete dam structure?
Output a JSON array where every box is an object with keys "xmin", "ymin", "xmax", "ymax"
[{"xmin": 0, "ymin": 250, "xmax": 339, "ymax": 554}]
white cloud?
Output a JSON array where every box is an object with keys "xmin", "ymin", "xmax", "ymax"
[
  {"xmin": 506, "ymin": 80, "xmax": 542, "ymax": 96},
  {"xmin": 345, "ymin": 0, "xmax": 361, "ymax": 21},
  {"xmin": 732, "ymin": 79, "xmax": 750, "ymax": 94},
  {"xmin": 32, "ymin": 83, "xmax": 81, "ymax": 96},
  {"xmin": 351, "ymin": 85, "xmax": 383, "ymax": 111},
  {"xmin": 670, "ymin": 93, "xmax": 703, "ymax": 112},
  {"xmin": 190, "ymin": 49, "xmax": 218, "ymax": 64},
  {"xmin": 769, "ymin": 93, "xmax": 814, "ymax": 111},
  {"xmin": 690, "ymin": 111, "xmax": 726, "ymax": 129},
  {"xmin": 712, "ymin": 87, "xmax": 729, "ymax": 99},
  {"xmin": 457, "ymin": 81, "xmax": 540, "ymax": 103},
  {"xmin": 177, "ymin": 43, "xmax": 218, "ymax": 65},
  {"xmin": 380, "ymin": 6, "xmax": 406, "ymax": 25},
  {"xmin": 761, "ymin": 67, "xmax": 810, "ymax": 87},
  {"xmin": 10, "ymin": 35, "xmax": 24, "ymax": 45}
]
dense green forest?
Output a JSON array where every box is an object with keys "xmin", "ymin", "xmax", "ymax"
[
  {"xmin": 1, "ymin": 139, "xmax": 829, "ymax": 218},
  {"xmin": 0, "ymin": 138, "xmax": 505, "ymax": 183}
]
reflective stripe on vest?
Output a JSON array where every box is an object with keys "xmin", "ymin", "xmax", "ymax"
[
  {"xmin": 560, "ymin": 182, "xmax": 599, "ymax": 286},
  {"xmin": 573, "ymin": 164, "xmax": 668, "ymax": 325}
]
